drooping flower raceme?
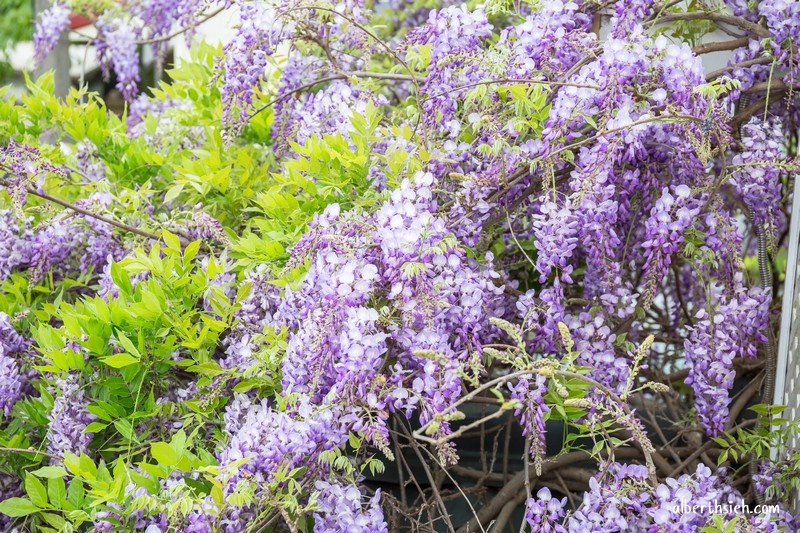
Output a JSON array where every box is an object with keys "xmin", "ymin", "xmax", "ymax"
[
  {"xmin": 407, "ymin": 5, "xmax": 493, "ymax": 138},
  {"xmin": 639, "ymin": 185, "xmax": 701, "ymax": 308},
  {"xmin": 509, "ymin": 374, "xmax": 550, "ymax": 471},
  {"xmin": 0, "ymin": 345, "xmax": 23, "ymax": 418},
  {"xmin": 96, "ymin": 18, "xmax": 141, "ymax": 102},
  {"xmin": 46, "ymin": 374, "xmax": 97, "ymax": 463},
  {"xmin": 0, "ymin": 313, "xmax": 28, "ymax": 418},
  {"xmin": 731, "ymin": 118, "xmax": 787, "ymax": 252},
  {"xmin": 33, "ymin": 2, "xmax": 70, "ymax": 66},
  {"xmin": 685, "ymin": 278, "xmax": 770, "ymax": 436}
]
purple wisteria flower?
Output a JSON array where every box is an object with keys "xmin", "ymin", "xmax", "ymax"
[
  {"xmin": 565, "ymin": 462, "xmax": 800, "ymax": 531},
  {"xmin": 74, "ymin": 140, "xmax": 106, "ymax": 183},
  {"xmin": 33, "ymin": 2, "xmax": 70, "ymax": 66},
  {"xmin": 0, "ymin": 346, "xmax": 23, "ymax": 417},
  {"xmin": 685, "ymin": 278, "xmax": 770, "ymax": 435},
  {"xmin": 278, "ymin": 171, "xmax": 505, "ymax": 441},
  {"xmin": 509, "ymin": 374, "xmax": 550, "ymax": 471},
  {"xmin": 640, "ymin": 185, "xmax": 701, "ymax": 307},
  {"xmin": 0, "ymin": 140, "xmax": 67, "ymax": 209},
  {"xmin": 97, "ymin": 18, "xmax": 141, "ymax": 101},
  {"xmin": 407, "ymin": 5, "xmax": 492, "ymax": 138},
  {"xmin": 46, "ymin": 374, "xmax": 97, "ymax": 463},
  {"xmin": 220, "ymin": 0, "xmax": 292, "ymax": 132},
  {"xmin": 500, "ymin": 0, "xmax": 593, "ymax": 78},
  {"xmin": 731, "ymin": 118, "xmax": 787, "ymax": 251},
  {"xmin": 312, "ymin": 481, "xmax": 388, "ymax": 532},
  {"xmin": 0, "ymin": 312, "xmax": 31, "ymax": 419},
  {"xmin": 525, "ymin": 487, "xmax": 567, "ymax": 533},
  {"xmin": 531, "ymin": 200, "xmax": 579, "ymax": 284}
]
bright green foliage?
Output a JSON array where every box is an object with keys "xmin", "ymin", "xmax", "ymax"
[{"xmin": 0, "ymin": 40, "xmax": 421, "ymax": 530}]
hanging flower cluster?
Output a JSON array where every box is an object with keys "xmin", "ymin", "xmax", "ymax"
[{"xmin": 7, "ymin": 0, "xmax": 800, "ymax": 531}]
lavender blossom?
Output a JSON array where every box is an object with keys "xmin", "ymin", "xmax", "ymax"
[
  {"xmin": 33, "ymin": 2, "xmax": 71, "ymax": 66},
  {"xmin": 97, "ymin": 18, "xmax": 141, "ymax": 102},
  {"xmin": 47, "ymin": 374, "xmax": 97, "ymax": 463},
  {"xmin": 685, "ymin": 279, "xmax": 770, "ymax": 436},
  {"xmin": 312, "ymin": 481, "xmax": 388, "ymax": 533},
  {"xmin": 731, "ymin": 118, "xmax": 787, "ymax": 252},
  {"xmin": 509, "ymin": 375, "xmax": 550, "ymax": 473},
  {"xmin": 525, "ymin": 487, "xmax": 567, "ymax": 533},
  {"xmin": 639, "ymin": 185, "xmax": 701, "ymax": 308},
  {"xmin": 0, "ymin": 346, "xmax": 23, "ymax": 417}
]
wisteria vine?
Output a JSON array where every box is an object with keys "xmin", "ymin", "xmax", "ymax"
[{"xmin": 2, "ymin": 0, "xmax": 800, "ymax": 531}]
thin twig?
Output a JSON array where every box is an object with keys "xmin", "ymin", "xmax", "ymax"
[
  {"xmin": 251, "ymin": 71, "xmax": 417, "ymax": 117},
  {"xmin": 398, "ymin": 420, "xmax": 456, "ymax": 533},
  {"xmin": 0, "ymin": 446, "xmax": 62, "ymax": 461},
  {"xmin": 490, "ymin": 489, "xmax": 526, "ymax": 532},
  {"xmin": 412, "ymin": 367, "xmax": 670, "ymax": 481},
  {"xmin": 25, "ymin": 186, "xmax": 163, "ymax": 241},
  {"xmin": 282, "ymin": 5, "xmax": 429, "ymax": 145},
  {"xmin": 136, "ymin": 7, "xmax": 225, "ymax": 45},
  {"xmin": 732, "ymin": 92, "xmax": 787, "ymax": 128},
  {"xmin": 455, "ymin": 448, "xmax": 643, "ymax": 533},
  {"xmin": 412, "ymin": 437, "xmax": 488, "ymax": 533},
  {"xmin": 745, "ymin": 79, "xmax": 798, "ymax": 95},
  {"xmin": 650, "ymin": 13, "xmax": 770, "ymax": 39},
  {"xmin": 0, "ymin": 173, "xmax": 164, "ymax": 241},
  {"xmin": 668, "ymin": 419, "xmax": 757, "ymax": 477}
]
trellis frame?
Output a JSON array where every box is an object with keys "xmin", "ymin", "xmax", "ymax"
[{"xmin": 774, "ymin": 177, "xmax": 800, "ymax": 510}]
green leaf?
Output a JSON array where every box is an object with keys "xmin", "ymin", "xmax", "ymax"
[
  {"xmin": 47, "ymin": 477, "xmax": 66, "ymax": 509},
  {"xmin": 66, "ymin": 479, "xmax": 84, "ymax": 509},
  {"xmin": 86, "ymin": 404, "xmax": 112, "ymax": 421},
  {"xmin": 171, "ymin": 430, "xmax": 187, "ymax": 455},
  {"xmin": 141, "ymin": 290, "xmax": 163, "ymax": 316},
  {"xmin": 116, "ymin": 331, "xmax": 141, "ymax": 358},
  {"xmin": 162, "ymin": 229, "xmax": 182, "ymax": 252},
  {"xmin": 29, "ymin": 466, "xmax": 67, "ymax": 479},
  {"xmin": 85, "ymin": 422, "xmax": 109, "ymax": 433},
  {"xmin": 749, "ymin": 404, "xmax": 770, "ymax": 416},
  {"xmin": 719, "ymin": 450, "xmax": 729, "ymax": 464},
  {"xmin": 114, "ymin": 419, "xmax": 137, "ymax": 441},
  {"xmin": 101, "ymin": 353, "xmax": 140, "ymax": 368},
  {"xmin": 25, "ymin": 474, "xmax": 48, "ymax": 507},
  {"xmin": 232, "ymin": 379, "xmax": 258, "ymax": 393},
  {"xmin": 41, "ymin": 511, "xmax": 67, "ymax": 529},
  {"xmin": 183, "ymin": 240, "xmax": 201, "ymax": 264},
  {"xmin": 0, "ymin": 497, "xmax": 40, "ymax": 517},
  {"xmin": 164, "ymin": 183, "xmax": 184, "ymax": 203},
  {"xmin": 151, "ymin": 442, "xmax": 179, "ymax": 467},
  {"xmin": 78, "ymin": 454, "xmax": 98, "ymax": 480},
  {"xmin": 188, "ymin": 361, "xmax": 224, "ymax": 377},
  {"xmin": 591, "ymin": 440, "xmax": 605, "ymax": 456},
  {"xmin": 110, "ymin": 262, "xmax": 133, "ymax": 296}
]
